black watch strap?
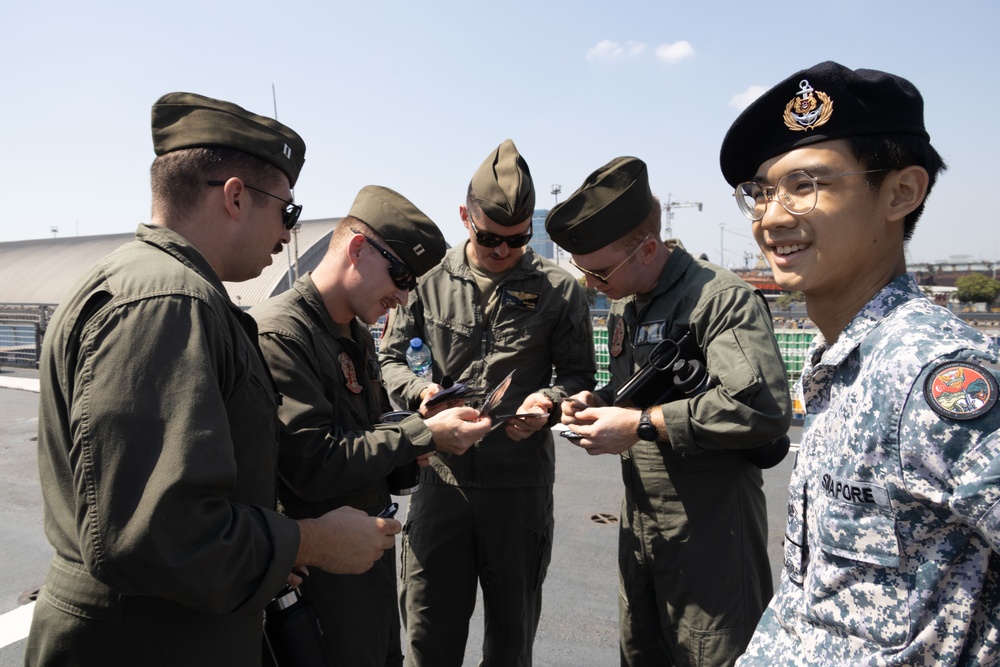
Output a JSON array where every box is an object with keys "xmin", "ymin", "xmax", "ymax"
[{"xmin": 636, "ymin": 408, "xmax": 659, "ymax": 442}]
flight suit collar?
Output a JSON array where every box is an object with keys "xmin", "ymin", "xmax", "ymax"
[
  {"xmin": 135, "ymin": 223, "xmax": 228, "ymax": 296},
  {"xmin": 622, "ymin": 245, "xmax": 691, "ymax": 326},
  {"xmin": 294, "ymin": 272, "xmax": 338, "ymax": 333}
]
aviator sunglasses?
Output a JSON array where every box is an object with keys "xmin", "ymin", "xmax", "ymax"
[
  {"xmin": 206, "ymin": 180, "xmax": 302, "ymax": 230},
  {"xmin": 352, "ymin": 230, "xmax": 417, "ymax": 291},
  {"xmin": 468, "ymin": 217, "xmax": 533, "ymax": 248}
]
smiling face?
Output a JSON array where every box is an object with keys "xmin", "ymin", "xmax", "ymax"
[
  {"xmin": 750, "ymin": 139, "xmax": 906, "ymax": 309},
  {"xmin": 349, "ymin": 233, "xmax": 411, "ymax": 325}
]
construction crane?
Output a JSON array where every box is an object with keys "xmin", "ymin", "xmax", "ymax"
[{"xmin": 662, "ymin": 193, "xmax": 702, "ymax": 239}]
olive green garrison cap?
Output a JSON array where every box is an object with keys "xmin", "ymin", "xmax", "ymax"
[
  {"xmin": 545, "ymin": 156, "xmax": 654, "ymax": 255},
  {"xmin": 348, "ymin": 185, "xmax": 447, "ymax": 277},
  {"xmin": 470, "ymin": 139, "xmax": 535, "ymax": 227},
  {"xmin": 151, "ymin": 92, "xmax": 306, "ymax": 187}
]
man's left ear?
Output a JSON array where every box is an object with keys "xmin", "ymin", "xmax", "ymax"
[{"xmin": 885, "ymin": 165, "xmax": 929, "ymax": 222}]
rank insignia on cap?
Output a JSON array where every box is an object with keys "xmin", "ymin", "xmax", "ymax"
[
  {"xmin": 924, "ymin": 361, "xmax": 998, "ymax": 420},
  {"xmin": 783, "ymin": 79, "xmax": 834, "ymax": 132}
]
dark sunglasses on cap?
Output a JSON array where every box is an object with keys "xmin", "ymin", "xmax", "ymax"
[
  {"xmin": 352, "ymin": 230, "xmax": 417, "ymax": 291},
  {"xmin": 468, "ymin": 217, "xmax": 533, "ymax": 249},
  {"xmin": 206, "ymin": 180, "xmax": 302, "ymax": 230}
]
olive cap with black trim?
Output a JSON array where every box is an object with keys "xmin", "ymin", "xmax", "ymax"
[
  {"xmin": 348, "ymin": 185, "xmax": 446, "ymax": 277},
  {"xmin": 720, "ymin": 61, "xmax": 929, "ymax": 187},
  {"xmin": 152, "ymin": 92, "xmax": 307, "ymax": 187},
  {"xmin": 470, "ymin": 139, "xmax": 535, "ymax": 227},
  {"xmin": 545, "ymin": 156, "xmax": 654, "ymax": 255}
]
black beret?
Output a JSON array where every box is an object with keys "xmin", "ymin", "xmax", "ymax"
[
  {"xmin": 152, "ymin": 92, "xmax": 306, "ymax": 187},
  {"xmin": 348, "ymin": 186, "xmax": 446, "ymax": 277},
  {"xmin": 545, "ymin": 156, "xmax": 654, "ymax": 255},
  {"xmin": 720, "ymin": 61, "xmax": 929, "ymax": 187},
  {"xmin": 470, "ymin": 139, "xmax": 535, "ymax": 227}
]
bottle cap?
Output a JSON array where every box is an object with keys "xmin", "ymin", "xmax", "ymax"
[{"xmin": 268, "ymin": 585, "xmax": 303, "ymax": 612}]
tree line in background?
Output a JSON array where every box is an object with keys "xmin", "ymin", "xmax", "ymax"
[{"xmin": 955, "ymin": 274, "xmax": 1000, "ymax": 306}]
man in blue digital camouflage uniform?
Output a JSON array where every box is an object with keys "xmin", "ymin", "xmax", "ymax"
[{"xmin": 720, "ymin": 61, "xmax": 1000, "ymax": 665}]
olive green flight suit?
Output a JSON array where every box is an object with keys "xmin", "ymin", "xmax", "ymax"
[
  {"xmin": 599, "ymin": 246, "xmax": 791, "ymax": 667},
  {"xmin": 379, "ymin": 243, "xmax": 596, "ymax": 666},
  {"xmin": 252, "ymin": 274, "xmax": 437, "ymax": 667},
  {"xmin": 26, "ymin": 224, "xmax": 300, "ymax": 667}
]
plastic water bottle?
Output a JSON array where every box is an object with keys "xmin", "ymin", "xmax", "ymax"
[{"xmin": 406, "ymin": 337, "xmax": 432, "ymax": 378}]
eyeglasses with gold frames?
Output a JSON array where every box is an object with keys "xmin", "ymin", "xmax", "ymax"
[
  {"xmin": 733, "ymin": 169, "xmax": 890, "ymax": 221},
  {"xmin": 570, "ymin": 235, "xmax": 650, "ymax": 283}
]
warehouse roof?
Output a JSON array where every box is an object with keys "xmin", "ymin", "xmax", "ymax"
[{"xmin": 0, "ymin": 219, "xmax": 340, "ymax": 307}]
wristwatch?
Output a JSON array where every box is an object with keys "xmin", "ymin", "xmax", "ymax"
[{"xmin": 636, "ymin": 408, "xmax": 659, "ymax": 442}]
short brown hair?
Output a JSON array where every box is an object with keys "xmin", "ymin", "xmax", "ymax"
[
  {"xmin": 150, "ymin": 147, "xmax": 283, "ymax": 219},
  {"xmin": 328, "ymin": 217, "xmax": 389, "ymax": 251},
  {"xmin": 617, "ymin": 194, "xmax": 661, "ymax": 252}
]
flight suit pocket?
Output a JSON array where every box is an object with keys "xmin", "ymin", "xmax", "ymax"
[
  {"xmin": 424, "ymin": 311, "xmax": 474, "ymax": 342},
  {"xmin": 688, "ymin": 625, "xmax": 746, "ymax": 667},
  {"xmin": 492, "ymin": 311, "xmax": 554, "ymax": 347},
  {"xmin": 805, "ymin": 497, "xmax": 910, "ymax": 647}
]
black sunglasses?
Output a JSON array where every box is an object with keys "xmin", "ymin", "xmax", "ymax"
[
  {"xmin": 352, "ymin": 231, "xmax": 417, "ymax": 291},
  {"xmin": 468, "ymin": 217, "xmax": 533, "ymax": 248},
  {"xmin": 206, "ymin": 180, "xmax": 302, "ymax": 230}
]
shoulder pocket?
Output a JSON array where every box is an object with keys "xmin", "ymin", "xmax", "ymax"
[{"xmin": 706, "ymin": 329, "xmax": 759, "ymax": 396}]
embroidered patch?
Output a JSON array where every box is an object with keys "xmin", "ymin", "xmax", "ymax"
[
  {"xmin": 634, "ymin": 320, "xmax": 667, "ymax": 346},
  {"xmin": 783, "ymin": 79, "xmax": 833, "ymax": 132},
  {"xmin": 924, "ymin": 361, "xmax": 998, "ymax": 420},
  {"xmin": 610, "ymin": 317, "xmax": 625, "ymax": 357},
  {"xmin": 819, "ymin": 473, "xmax": 890, "ymax": 509},
  {"xmin": 340, "ymin": 351, "xmax": 363, "ymax": 394},
  {"xmin": 501, "ymin": 288, "xmax": 539, "ymax": 311}
]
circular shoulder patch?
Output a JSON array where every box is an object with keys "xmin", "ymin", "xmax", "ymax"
[{"xmin": 924, "ymin": 361, "xmax": 998, "ymax": 420}]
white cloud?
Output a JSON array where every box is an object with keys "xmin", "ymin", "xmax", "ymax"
[
  {"xmin": 586, "ymin": 39, "xmax": 647, "ymax": 61},
  {"xmin": 729, "ymin": 85, "xmax": 767, "ymax": 111},
  {"xmin": 654, "ymin": 40, "xmax": 694, "ymax": 64}
]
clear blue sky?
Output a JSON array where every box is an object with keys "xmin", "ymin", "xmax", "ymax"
[{"xmin": 2, "ymin": 0, "xmax": 997, "ymax": 268}]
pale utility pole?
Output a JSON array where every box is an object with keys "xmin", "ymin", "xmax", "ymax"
[{"xmin": 719, "ymin": 223, "xmax": 726, "ymax": 267}]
